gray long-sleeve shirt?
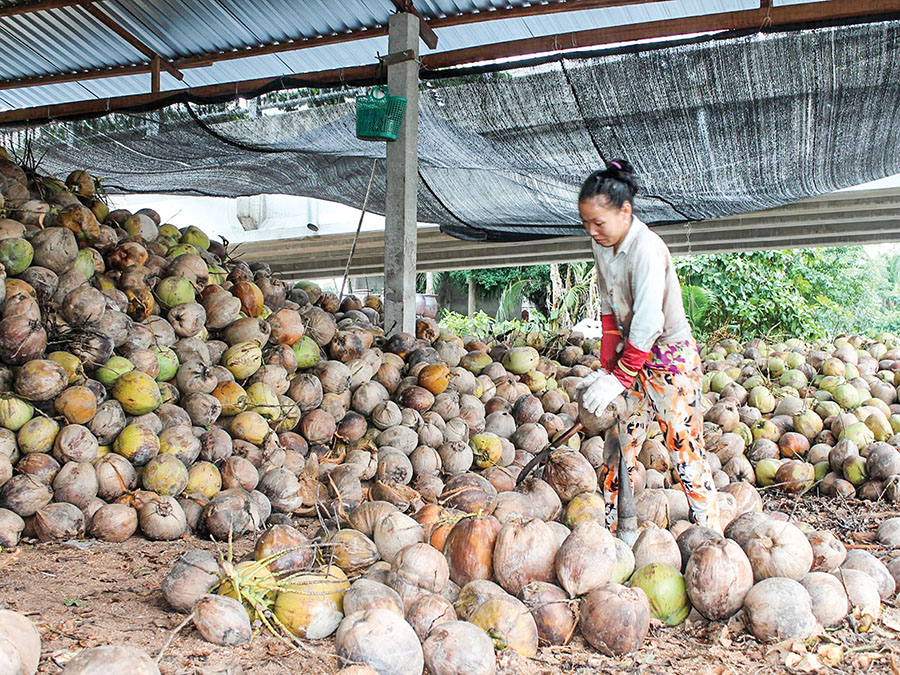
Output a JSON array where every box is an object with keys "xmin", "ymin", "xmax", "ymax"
[{"xmin": 591, "ymin": 216, "xmax": 692, "ymax": 352}]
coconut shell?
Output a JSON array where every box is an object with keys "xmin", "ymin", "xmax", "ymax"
[
  {"xmin": 61, "ymin": 645, "xmax": 160, "ymax": 674},
  {"xmin": 469, "ymin": 594, "xmax": 538, "ymax": 657},
  {"xmin": 0, "ymin": 610, "xmax": 41, "ymax": 675},
  {"xmin": 743, "ymin": 577, "xmax": 818, "ymax": 643},
  {"xmin": 579, "ymin": 584, "xmax": 650, "ymax": 656},
  {"xmin": 423, "ymin": 620, "xmax": 496, "ymax": 675},
  {"xmin": 161, "ymin": 550, "xmax": 220, "ymax": 613},
  {"xmin": 193, "ymin": 594, "xmax": 251, "ymax": 646},
  {"xmin": 684, "ymin": 539, "xmax": 753, "ymax": 620},
  {"xmin": 520, "ymin": 581, "xmax": 577, "ymax": 646},
  {"xmin": 800, "ymin": 572, "xmax": 849, "ymax": 627},
  {"xmin": 335, "ymin": 609, "xmax": 424, "ymax": 675}
]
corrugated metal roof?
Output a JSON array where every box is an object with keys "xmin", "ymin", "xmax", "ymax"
[{"xmin": 0, "ymin": 0, "xmax": 762, "ymax": 112}]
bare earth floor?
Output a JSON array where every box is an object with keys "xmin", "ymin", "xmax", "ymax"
[{"xmin": 2, "ymin": 493, "xmax": 899, "ymax": 674}]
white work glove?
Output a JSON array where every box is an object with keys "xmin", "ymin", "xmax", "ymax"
[
  {"xmin": 575, "ymin": 368, "xmax": 606, "ymax": 393},
  {"xmin": 578, "ymin": 370, "xmax": 625, "ymax": 417}
]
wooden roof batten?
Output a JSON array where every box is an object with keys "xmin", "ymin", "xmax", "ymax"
[{"xmin": 0, "ymin": 0, "xmax": 899, "ymax": 124}]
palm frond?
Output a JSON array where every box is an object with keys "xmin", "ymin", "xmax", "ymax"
[
  {"xmin": 497, "ymin": 279, "xmax": 537, "ymax": 321},
  {"xmin": 682, "ymin": 285, "xmax": 716, "ymax": 331}
]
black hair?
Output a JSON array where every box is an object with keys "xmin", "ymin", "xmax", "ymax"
[{"xmin": 578, "ymin": 159, "xmax": 638, "ymax": 208}]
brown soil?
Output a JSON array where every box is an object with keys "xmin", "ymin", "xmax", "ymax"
[{"xmin": 1, "ymin": 493, "xmax": 898, "ymax": 674}]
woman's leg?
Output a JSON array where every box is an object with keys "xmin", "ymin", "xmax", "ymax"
[
  {"xmin": 603, "ymin": 382, "xmax": 650, "ymax": 531},
  {"xmin": 642, "ymin": 363, "xmax": 721, "ymax": 532}
]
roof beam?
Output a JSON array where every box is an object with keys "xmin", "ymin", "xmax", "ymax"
[
  {"xmin": 1, "ymin": 0, "xmax": 898, "ymax": 122},
  {"xmin": 81, "ymin": 2, "xmax": 183, "ymax": 81},
  {"xmin": 0, "ymin": 0, "xmax": 86, "ymax": 19},
  {"xmin": 390, "ymin": 1, "xmax": 439, "ymax": 49}
]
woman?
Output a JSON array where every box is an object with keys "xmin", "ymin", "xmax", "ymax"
[{"xmin": 576, "ymin": 160, "xmax": 721, "ymax": 533}]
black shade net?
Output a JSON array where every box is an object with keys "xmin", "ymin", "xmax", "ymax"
[{"xmin": 2, "ymin": 20, "xmax": 900, "ymax": 242}]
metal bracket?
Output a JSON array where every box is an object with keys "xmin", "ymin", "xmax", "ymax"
[{"xmin": 379, "ymin": 50, "xmax": 417, "ymax": 66}]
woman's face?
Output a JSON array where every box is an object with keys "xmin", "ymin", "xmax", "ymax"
[{"xmin": 579, "ymin": 196, "xmax": 633, "ymax": 249}]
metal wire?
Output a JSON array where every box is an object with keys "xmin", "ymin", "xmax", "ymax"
[{"xmin": 339, "ymin": 157, "xmax": 380, "ymax": 299}]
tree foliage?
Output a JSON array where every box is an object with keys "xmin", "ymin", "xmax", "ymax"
[{"xmin": 442, "ymin": 245, "xmax": 900, "ymax": 341}]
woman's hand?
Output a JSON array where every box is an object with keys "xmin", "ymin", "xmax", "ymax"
[{"xmin": 577, "ymin": 370, "xmax": 625, "ymax": 417}]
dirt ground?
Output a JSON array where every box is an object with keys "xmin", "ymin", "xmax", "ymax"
[{"xmin": 2, "ymin": 493, "xmax": 899, "ymax": 675}]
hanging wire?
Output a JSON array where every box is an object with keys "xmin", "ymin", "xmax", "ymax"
[{"xmin": 339, "ymin": 157, "xmax": 380, "ymax": 299}]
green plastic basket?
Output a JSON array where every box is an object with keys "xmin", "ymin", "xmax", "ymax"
[{"xmin": 356, "ymin": 86, "xmax": 407, "ymax": 141}]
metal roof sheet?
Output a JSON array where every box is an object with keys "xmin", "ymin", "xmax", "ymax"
[{"xmin": 0, "ymin": 0, "xmax": 761, "ymax": 112}]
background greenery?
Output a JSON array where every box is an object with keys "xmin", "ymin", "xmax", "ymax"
[{"xmin": 436, "ymin": 246, "xmax": 900, "ymax": 341}]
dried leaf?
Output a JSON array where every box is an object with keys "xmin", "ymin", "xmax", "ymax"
[{"xmin": 818, "ymin": 644, "xmax": 843, "ymax": 666}]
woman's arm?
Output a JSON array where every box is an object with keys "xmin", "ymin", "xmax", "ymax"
[{"xmin": 612, "ymin": 242, "xmax": 666, "ymax": 387}]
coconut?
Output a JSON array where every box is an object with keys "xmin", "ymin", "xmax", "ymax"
[
  {"xmin": 841, "ymin": 549, "xmax": 895, "ymax": 601},
  {"xmin": 442, "ymin": 514, "xmax": 501, "ymax": 587},
  {"xmin": 629, "ymin": 562, "xmax": 690, "ymax": 626},
  {"xmin": 800, "ymin": 572, "xmax": 849, "ymax": 627},
  {"xmin": 274, "ymin": 566, "xmax": 348, "ymax": 639},
  {"xmin": 492, "ymin": 519, "xmax": 557, "ymax": 596},
  {"xmin": 342, "ymin": 579, "xmax": 404, "ymax": 617},
  {"xmin": 579, "ymin": 584, "xmax": 650, "ymax": 655},
  {"xmin": 0, "ymin": 474, "xmax": 53, "ymax": 517},
  {"xmin": 193, "ymin": 594, "xmax": 252, "ymax": 646},
  {"xmin": 806, "ymin": 530, "xmax": 847, "ymax": 573},
  {"xmin": 469, "ymin": 593, "xmax": 538, "ymax": 657},
  {"xmin": 0, "ymin": 508, "xmax": 25, "ymax": 548},
  {"xmin": 684, "ymin": 539, "xmax": 753, "ymax": 620},
  {"xmin": 33, "ymin": 502, "xmax": 85, "ymax": 541},
  {"xmin": 0, "ymin": 609, "xmax": 41, "ymax": 675},
  {"xmin": 161, "ymin": 550, "xmax": 220, "ymax": 613},
  {"xmin": 632, "ymin": 526, "xmax": 682, "ymax": 571},
  {"xmin": 61, "ymin": 645, "xmax": 160, "ymax": 675},
  {"xmin": 741, "ymin": 518, "xmax": 813, "ymax": 581},
  {"xmin": 832, "ymin": 568, "xmax": 882, "ymax": 622},
  {"xmin": 138, "ymin": 496, "xmax": 186, "ymax": 540},
  {"xmin": 554, "ymin": 521, "xmax": 616, "ymax": 597},
  {"xmin": 423, "ymin": 620, "xmax": 496, "ymax": 675},
  {"xmin": 335, "ymin": 609, "xmax": 424, "ymax": 675},
  {"xmin": 373, "ymin": 510, "xmax": 424, "ymax": 564},
  {"xmin": 743, "ymin": 578, "xmax": 818, "ymax": 642}
]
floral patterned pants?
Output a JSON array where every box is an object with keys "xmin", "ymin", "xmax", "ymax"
[{"xmin": 603, "ymin": 344, "xmax": 721, "ymax": 533}]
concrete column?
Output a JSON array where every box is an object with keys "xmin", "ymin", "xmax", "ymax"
[
  {"xmin": 383, "ymin": 12, "xmax": 419, "ymax": 336},
  {"xmin": 468, "ymin": 277, "xmax": 476, "ymax": 317}
]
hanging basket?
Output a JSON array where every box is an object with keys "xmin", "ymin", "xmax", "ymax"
[{"xmin": 356, "ymin": 86, "xmax": 407, "ymax": 141}]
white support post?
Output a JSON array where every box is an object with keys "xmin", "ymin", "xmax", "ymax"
[
  {"xmin": 383, "ymin": 12, "xmax": 419, "ymax": 336},
  {"xmin": 468, "ymin": 277, "xmax": 476, "ymax": 317}
]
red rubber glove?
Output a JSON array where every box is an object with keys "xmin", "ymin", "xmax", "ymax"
[
  {"xmin": 612, "ymin": 340, "xmax": 651, "ymax": 389},
  {"xmin": 600, "ymin": 314, "xmax": 622, "ymax": 371}
]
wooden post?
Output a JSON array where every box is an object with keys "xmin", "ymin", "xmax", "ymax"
[
  {"xmin": 151, "ymin": 55, "xmax": 160, "ymax": 93},
  {"xmin": 383, "ymin": 12, "xmax": 419, "ymax": 335}
]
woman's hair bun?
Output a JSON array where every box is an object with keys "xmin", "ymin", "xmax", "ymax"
[
  {"xmin": 606, "ymin": 159, "xmax": 634, "ymax": 176},
  {"xmin": 578, "ymin": 158, "xmax": 639, "ymax": 207}
]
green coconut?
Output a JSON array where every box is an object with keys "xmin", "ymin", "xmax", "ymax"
[
  {"xmin": 96, "ymin": 356, "xmax": 135, "ymax": 388},
  {"xmin": 155, "ymin": 276, "xmax": 195, "ymax": 310},
  {"xmin": 833, "ymin": 383, "xmax": 860, "ymax": 410},
  {"xmin": 153, "ymin": 346, "xmax": 180, "ymax": 382},
  {"xmin": 629, "ymin": 563, "xmax": 690, "ymax": 626},
  {"xmin": 839, "ymin": 422, "xmax": 874, "ymax": 449},
  {"xmin": 501, "ymin": 347, "xmax": 540, "ymax": 375},
  {"xmin": 292, "ymin": 336, "xmax": 321, "ymax": 370},
  {"xmin": 180, "ymin": 226, "xmax": 210, "ymax": 250},
  {"xmin": 748, "ymin": 386, "xmax": 776, "ymax": 414},
  {"xmin": 113, "ymin": 371, "xmax": 162, "ymax": 415}
]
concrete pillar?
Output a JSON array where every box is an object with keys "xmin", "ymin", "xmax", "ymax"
[
  {"xmin": 468, "ymin": 277, "xmax": 476, "ymax": 317},
  {"xmin": 383, "ymin": 12, "xmax": 419, "ymax": 336}
]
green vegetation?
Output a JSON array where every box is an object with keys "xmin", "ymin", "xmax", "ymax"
[{"xmin": 439, "ymin": 246, "xmax": 900, "ymax": 341}]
